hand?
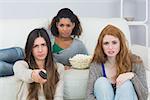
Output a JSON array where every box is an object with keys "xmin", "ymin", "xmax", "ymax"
[
  {"xmin": 31, "ymin": 69, "xmax": 47, "ymax": 84},
  {"xmin": 116, "ymin": 72, "xmax": 134, "ymax": 87}
]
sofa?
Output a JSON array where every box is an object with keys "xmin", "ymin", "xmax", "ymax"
[{"xmin": 0, "ymin": 17, "xmax": 149, "ymax": 100}]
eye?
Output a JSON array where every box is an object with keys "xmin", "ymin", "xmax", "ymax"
[
  {"xmin": 33, "ymin": 44, "xmax": 38, "ymax": 48},
  {"xmin": 103, "ymin": 42, "xmax": 109, "ymax": 45},
  {"xmin": 66, "ymin": 24, "xmax": 71, "ymax": 27},
  {"xmin": 112, "ymin": 41, "xmax": 117, "ymax": 44},
  {"xmin": 41, "ymin": 43, "xmax": 47, "ymax": 47},
  {"xmin": 59, "ymin": 24, "xmax": 64, "ymax": 27}
]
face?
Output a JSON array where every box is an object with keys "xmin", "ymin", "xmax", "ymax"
[
  {"xmin": 56, "ymin": 18, "xmax": 75, "ymax": 38},
  {"xmin": 32, "ymin": 37, "xmax": 48, "ymax": 62},
  {"xmin": 102, "ymin": 35, "xmax": 120, "ymax": 58}
]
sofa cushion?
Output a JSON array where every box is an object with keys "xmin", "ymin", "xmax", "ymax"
[
  {"xmin": 0, "ymin": 19, "xmax": 48, "ymax": 49},
  {"xmin": 64, "ymin": 69, "xmax": 89, "ymax": 100}
]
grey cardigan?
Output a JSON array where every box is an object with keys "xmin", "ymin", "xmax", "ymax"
[{"xmin": 86, "ymin": 54, "xmax": 148, "ymax": 100}]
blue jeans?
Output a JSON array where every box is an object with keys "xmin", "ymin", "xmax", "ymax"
[
  {"xmin": 94, "ymin": 77, "xmax": 138, "ymax": 100},
  {"xmin": 0, "ymin": 47, "xmax": 24, "ymax": 77}
]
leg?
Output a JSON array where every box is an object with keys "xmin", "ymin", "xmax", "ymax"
[
  {"xmin": 94, "ymin": 77, "xmax": 114, "ymax": 100},
  {"xmin": 0, "ymin": 47, "xmax": 24, "ymax": 63},
  {"xmin": 115, "ymin": 80, "xmax": 138, "ymax": 100},
  {"xmin": 0, "ymin": 61, "xmax": 14, "ymax": 77}
]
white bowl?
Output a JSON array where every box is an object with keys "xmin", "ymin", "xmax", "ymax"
[
  {"xmin": 69, "ymin": 54, "xmax": 92, "ymax": 69},
  {"xmin": 124, "ymin": 17, "xmax": 134, "ymax": 21}
]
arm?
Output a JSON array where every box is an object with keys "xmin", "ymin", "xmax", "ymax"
[
  {"xmin": 86, "ymin": 63, "xmax": 97, "ymax": 100},
  {"xmin": 13, "ymin": 60, "xmax": 47, "ymax": 84},
  {"xmin": 131, "ymin": 55, "xmax": 148, "ymax": 100},
  {"xmin": 13, "ymin": 60, "xmax": 33, "ymax": 83},
  {"xmin": 54, "ymin": 63, "xmax": 64, "ymax": 100}
]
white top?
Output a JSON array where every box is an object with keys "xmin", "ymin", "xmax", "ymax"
[{"xmin": 13, "ymin": 60, "xmax": 64, "ymax": 100}]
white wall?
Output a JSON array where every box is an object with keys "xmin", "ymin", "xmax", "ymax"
[
  {"xmin": 0, "ymin": 0, "xmax": 120, "ymax": 19},
  {"xmin": 0, "ymin": 0, "xmax": 149, "ymax": 47}
]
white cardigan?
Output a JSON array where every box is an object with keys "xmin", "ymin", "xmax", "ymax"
[{"xmin": 13, "ymin": 60, "xmax": 64, "ymax": 100}]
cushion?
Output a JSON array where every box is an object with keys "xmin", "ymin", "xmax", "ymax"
[
  {"xmin": 0, "ymin": 19, "xmax": 48, "ymax": 49},
  {"xmin": 64, "ymin": 69, "xmax": 89, "ymax": 100}
]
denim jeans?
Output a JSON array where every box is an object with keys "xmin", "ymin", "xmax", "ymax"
[
  {"xmin": 94, "ymin": 77, "xmax": 138, "ymax": 100},
  {"xmin": 0, "ymin": 47, "xmax": 24, "ymax": 77}
]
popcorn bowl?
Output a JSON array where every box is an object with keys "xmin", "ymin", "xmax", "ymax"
[{"xmin": 69, "ymin": 54, "xmax": 92, "ymax": 69}]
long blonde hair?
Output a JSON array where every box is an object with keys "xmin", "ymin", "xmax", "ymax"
[{"xmin": 92, "ymin": 25, "xmax": 132, "ymax": 76}]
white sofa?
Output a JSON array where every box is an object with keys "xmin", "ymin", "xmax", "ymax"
[{"xmin": 0, "ymin": 18, "xmax": 149, "ymax": 100}]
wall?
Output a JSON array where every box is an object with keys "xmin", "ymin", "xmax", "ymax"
[
  {"xmin": 0, "ymin": 0, "xmax": 120, "ymax": 19},
  {"xmin": 0, "ymin": 0, "xmax": 149, "ymax": 47}
]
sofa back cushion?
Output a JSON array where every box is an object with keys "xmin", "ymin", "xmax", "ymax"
[{"xmin": 0, "ymin": 19, "xmax": 48, "ymax": 49}]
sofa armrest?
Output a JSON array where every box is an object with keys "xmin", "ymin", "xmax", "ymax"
[{"xmin": 0, "ymin": 76, "xmax": 17, "ymax": 100}]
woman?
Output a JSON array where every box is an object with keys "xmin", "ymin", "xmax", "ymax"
[
  {"xmin": 0, "ymin": 8, "xmax": 87, "ymax": 77},
  {"xmin": 50, "ymin": 8, "xmax": 88, "ymax": 67},
  {"xmin": 13, "ymin": 28, "xmax": 64, "ymax": 100},
  {"xmin": 86, "ymin": 25, "xmax": 148, "ymax": 100}
]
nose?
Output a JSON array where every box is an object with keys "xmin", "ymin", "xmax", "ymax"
[
  {"xmin": 108, "ymin": 44, "xmax": 113, "ymax": 49},
  {"xmin": 63, "ymin": 26, "xmax": 67, "ymax": 31},
  {"xmin": 38, "ymin": 46, "xmax": 43, "ymax": 52}
]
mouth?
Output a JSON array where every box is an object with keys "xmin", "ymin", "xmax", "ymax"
[
  {"xmin": 108, "ymin": 51, "xmax": 114, "ymax": 54},
  {"xmin": 37, "ymin": 54, "xmax": 45, "ymax": 57},
  {"xmin": 62, "ymin": 32, "xmax": 70, "ymax": 35}
]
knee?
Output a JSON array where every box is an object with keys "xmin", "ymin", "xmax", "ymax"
[
  {"xmin": 14, "ymin": 47, "xmax": 24, "ymax": 59},
  {"xmin": 118, "ymin": 80, "xmax": 134, "ymax": 91},
  {"xmin": 0, "ymin": 61, "xmax": 14, "ymax": 77},
  {"xmin": 94, "ymin": 77, "xmax": 110, "ymax": 90},
  {"xmin": 94, "ymin": 77, "xmax": 114, "ymax": 99},
  {"xmin": 0, "ymin": 61, "xmax": 7, "ymax": 72}
]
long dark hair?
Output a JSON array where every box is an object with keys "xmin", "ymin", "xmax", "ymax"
[
  {"xmin": 24, "ymin": 28, "xmax": 59, "ymax": 100},
  {"xmin": 50, "ymin": 8, "xmax": 82, "ymax": 37}
]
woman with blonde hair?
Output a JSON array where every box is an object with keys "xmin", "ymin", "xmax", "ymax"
[{"xmin": 86, "ymin": 25, "xmax": 148, "ymax": 100}]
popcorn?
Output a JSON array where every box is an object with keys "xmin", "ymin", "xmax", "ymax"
[{"xmin": 69, "ymin": 54, "xmax": 92, "ymax": 69}]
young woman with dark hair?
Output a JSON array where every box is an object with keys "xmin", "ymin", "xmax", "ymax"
[
  {"xmin": 50, "ymin": 8, "xmax": 88, "ymax": 68},
  {"xmin": 13, "ymin": 28, "xmax": 64, "ymax": 100}
]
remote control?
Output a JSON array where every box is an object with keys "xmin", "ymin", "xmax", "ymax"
[{"xmin": 39, "ymin": 71, "xmax": 47, "ymax": 79}]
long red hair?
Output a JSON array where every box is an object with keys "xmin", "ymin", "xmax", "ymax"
[{"xmin": 92, "ymin": 25, "xmax": 132, "ymax": 76}]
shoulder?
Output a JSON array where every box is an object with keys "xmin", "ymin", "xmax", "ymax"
[
  {"xmin": 72, "ymin": 38, "xmax": 87, "ymax": 51},
  {"xmin": 13, "ymin": 60, "xmax": 29, "ymax": 72},
  {"xmin": 73, "ymin": 38, "xmax": 84, "ymax": 45},
  {"xmin": 14, "ymin": 60, "xmax": 28, "ymax": 67},
  {"xmin": 131, "ymin": 54, "xmax": 143, "ymax": 64},
  {"xmin": 131, "ymin": 54, "xmax": 145, "ymax": 71}
]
